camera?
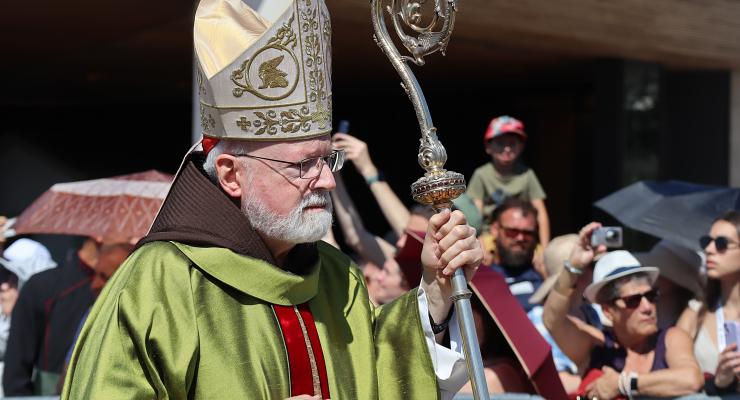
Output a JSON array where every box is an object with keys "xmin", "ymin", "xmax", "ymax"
[
  {"xmin": 591, "ymin": 226, "xmax": 623, "ymax": 248},
  {"xmin": 725, "ymin": 321, "xmax": 740, "ymax": 346}
]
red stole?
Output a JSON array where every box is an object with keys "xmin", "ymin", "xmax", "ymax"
[
  {"xmin": 273, "ymin": 303, "xmax": 330, "ymax": 399},
  {"xmin": 470, "ymin": 267, "xmax": 568, "ymax": 400}
]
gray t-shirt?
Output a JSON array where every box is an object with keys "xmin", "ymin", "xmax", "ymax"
[{"xmin": 466, "ymin": 162, "xmax": 546, "ymax": 228}]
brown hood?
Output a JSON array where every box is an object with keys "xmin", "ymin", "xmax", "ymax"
[{"xmin": 137, "ymin": 151, "xmax": 318, "ymax": 273}]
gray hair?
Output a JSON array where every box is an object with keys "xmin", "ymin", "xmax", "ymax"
[
  {"xmin": 596, "ymin": 272, "xmax": 651, "ymax": 304},
  {"xmin": 203, "ymin": 140, "xmax": 252, "ymax": 183}
]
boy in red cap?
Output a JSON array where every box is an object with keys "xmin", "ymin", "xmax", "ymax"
[{"xmin": 467, "ymin": 115, "xmax": 550, "ymax": 248}]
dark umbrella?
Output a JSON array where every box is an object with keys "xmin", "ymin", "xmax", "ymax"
[{"xmin": 594, "ymin": 180, "xmax": 740, "ymax": 251}]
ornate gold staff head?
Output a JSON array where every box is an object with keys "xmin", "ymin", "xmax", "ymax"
[
  {"xmin": 411, "ymin": 131, "xmax": 466, "ymax": 211},
  {"xmin": 370, "ymin": 0, "xmax": 463, "ymax": 211}
]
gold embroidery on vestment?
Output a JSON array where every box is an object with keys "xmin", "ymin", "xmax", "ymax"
[{"xmin": 293, "ymin": 306, "xmax": 322, "ymax": 397}]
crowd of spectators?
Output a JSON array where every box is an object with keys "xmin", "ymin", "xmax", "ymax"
[{"xmin": 1, "ymin": 115, "xmax": 738, "ymax": 398}]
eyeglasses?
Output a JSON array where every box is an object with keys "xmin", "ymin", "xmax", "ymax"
[
  {"xmin": 233, "ymin": 149, "xmax": 345, "ymax": 179},
  {"xmin": 700, "ymin": 235, "xmax": 739, "ymax": 253},
  {"xmin": 499, "ymin": 226, "xmax": 537, "ymax": 241},
  {"xmin": 612, "ymin": 288, "xmax": 660, "ymax": 309}
]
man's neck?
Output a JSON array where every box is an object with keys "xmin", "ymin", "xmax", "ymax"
[
  {"xmin": 259, "ymin": 233, "xmax": 295, "ymax": 266},
  {"xmin": 495, "ymin": 262, "xmax": 534, "ymax": 278}
]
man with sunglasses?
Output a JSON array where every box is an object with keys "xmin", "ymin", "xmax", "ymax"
[
  {"xmin": 61, "ymin": 0, "xmax": 482, "ymax": 398},
  {"xmin": 489, "ymin": 198, "xmax": 543, "ymax": 313},
  {"xmin": 543, "ymin": 222, "xmax": 703, "ymax": 399}
]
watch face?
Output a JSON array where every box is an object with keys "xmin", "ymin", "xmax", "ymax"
[{"xmin": 630, "ymin": 376, "xmax": 638, "ymax": 391}]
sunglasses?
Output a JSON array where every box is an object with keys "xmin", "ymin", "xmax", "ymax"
[
  {"xmin": 700, "ymin": 235, "xmax": 739, "ymax": 253},
  {"xmin": 500, "ymin": 226, "xmax": 537, "ymax": 240},
  {"xmin": 612, "ymin": 288, "xmax": 660, "ymax": 309}
]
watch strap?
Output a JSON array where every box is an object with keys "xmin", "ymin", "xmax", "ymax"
[
  {"xmin": 563, "ymin": 260, "xmax": 583, "ymax": 276},
  {"xmin": 429, "ymin": 308, "xmax": 454, "ymax": 334}
]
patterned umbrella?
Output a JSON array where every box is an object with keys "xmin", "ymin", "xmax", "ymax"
[{"xmin": 9, "ymin": 170, "xmax": 173, "ymax": 243}]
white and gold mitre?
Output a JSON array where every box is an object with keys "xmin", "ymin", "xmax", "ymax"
[{"xmin": 194, "ymin": 0, "xmax": 332, "ymax": 141}]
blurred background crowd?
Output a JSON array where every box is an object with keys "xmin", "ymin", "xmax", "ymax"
[{"xmin": 2, "ymin": 0, "xmax": 740, "ymax": 398}]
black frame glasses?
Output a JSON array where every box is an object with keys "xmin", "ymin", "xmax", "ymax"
[
  {"xmin": 612, "ymin": 288, "xmax": 660, "ymax": 309},
  {"xmin": 700, "ymin": 235, "xmax": 739, "ymax": 253},
  {"xmin": 233, "ymin": 149, "xmax": 345, "ymax": 179}
]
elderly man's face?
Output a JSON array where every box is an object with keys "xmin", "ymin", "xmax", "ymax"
[{"xmin": 234, "ymin": 135, "xmax": 336, "ymax": 244}]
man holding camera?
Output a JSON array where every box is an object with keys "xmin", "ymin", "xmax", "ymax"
[{"xmin": 542, "ymin": 222, "xmax": 703, "ymax": 399}]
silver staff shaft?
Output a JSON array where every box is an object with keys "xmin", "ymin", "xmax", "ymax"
[
  {"xmin": 450, "ymin": 262, "xmax": 489, "ymax": 399},
  {"xmin": 370, "ymin": 0, "xmax": 489, "ymax": 398},
  {"xmin": 432, "ymin": 205, "xmax": 488, "ymax": 400}
]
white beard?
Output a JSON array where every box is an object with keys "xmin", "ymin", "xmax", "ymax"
[{"xmin": 242, "ymin": 190, "xmax": 333, "ymax": 244}]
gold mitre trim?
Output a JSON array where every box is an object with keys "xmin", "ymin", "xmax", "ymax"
[{"xmin": 194, "ymin": 0, "xmax": 333, "ymax": 140}]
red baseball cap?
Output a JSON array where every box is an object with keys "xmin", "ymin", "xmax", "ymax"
[{"xmin": 483, "ymin": 115, "xmax": 527, "ymax": 142}]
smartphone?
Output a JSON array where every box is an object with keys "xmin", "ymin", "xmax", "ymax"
[
  {"xmin": 725, "ymin": 321, "xmax": 740, "ymax": 347},
  {"xmin": 590, "ymin": 226, "xmax": 623, "ymax": 248},
  {"xmin": 338, "ymin": 119, "xmax": 350, "ymax": 133}
]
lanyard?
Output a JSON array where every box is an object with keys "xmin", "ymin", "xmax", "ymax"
[{"xmin": 716, "ymin": 300, "xmax": 728, "ymax": 350}]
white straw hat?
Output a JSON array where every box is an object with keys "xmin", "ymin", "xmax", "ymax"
[{"xmin": 583, "ymin": 250, "xmax": 659, "ymax": 304}]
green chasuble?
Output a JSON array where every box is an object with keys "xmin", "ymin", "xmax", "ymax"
[{"xmin": 61, "ymin": 241, "xmax": 439, "ymax": 399}]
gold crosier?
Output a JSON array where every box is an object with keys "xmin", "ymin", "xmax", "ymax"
[{"xmin": 370, "ymin": 0, "xmax": 490, "ymax": 398}]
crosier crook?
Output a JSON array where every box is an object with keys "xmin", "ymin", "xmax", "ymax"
[{"xmin": 370, "ymin": 0, "xmax": 489, "ymax": 398}]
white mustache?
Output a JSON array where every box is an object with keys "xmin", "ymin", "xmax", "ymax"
[{"xmin": 300, "ymin": 192, "xmax": 331, "ymax": 209}]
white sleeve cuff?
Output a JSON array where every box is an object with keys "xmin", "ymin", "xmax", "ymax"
[{"xmin": 417, "ymin": 285, "xmax": 470, "ymax": 399}]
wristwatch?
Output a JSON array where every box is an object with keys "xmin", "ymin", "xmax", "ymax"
[
  {"xmin": 563, "ymin": 260, "xmax": 583, "ymax": 276},
  {"xmin": 429, "ymin": 309, "xmax": 454, "ymax": 334},
  {"xmin": 629, "ymin": 374, "xmax": 639, "ymax": 397},
  {"xmin": 364, "ymin": 171, "xmax": 385, "ymax": 185}
]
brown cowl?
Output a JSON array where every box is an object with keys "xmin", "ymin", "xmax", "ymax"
[{"xmin": 136, "ymin": 151, "xmax": 317, "ymax": 274}]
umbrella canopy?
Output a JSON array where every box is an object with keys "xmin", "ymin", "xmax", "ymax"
[
  {"xmin": 594, "ymin": 180, "xmax": 740, "ymax": 251},
  {"xmin": 11, "ymin": 170, "xmax": 173, "ymax": 243}
]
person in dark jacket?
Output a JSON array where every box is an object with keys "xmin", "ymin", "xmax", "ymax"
[{"xmin": 2, "ymin": 237, "xmax": 97, "ymax": 396}]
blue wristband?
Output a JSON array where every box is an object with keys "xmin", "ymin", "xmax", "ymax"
[{"xmin": 365, "ymin": 171, "xmax": 384, "ymax": 185}]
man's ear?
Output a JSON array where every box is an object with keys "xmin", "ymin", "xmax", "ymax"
[{"xmin": 215, "ymin": 154, "xmax": 243, "ymax": 198}]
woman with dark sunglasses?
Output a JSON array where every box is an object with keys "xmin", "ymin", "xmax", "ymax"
[
  {"xmin": 543, "ymin": 222, "xmax": 703, "ymax": 399},
  {"xmin": 677, "ymin": 210, "xmax": 740, "ymax": 395}
]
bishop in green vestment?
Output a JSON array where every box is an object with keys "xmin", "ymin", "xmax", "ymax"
[{"xmin": 61, "ymin": 0, "xmax": 483, "ymax": 398}]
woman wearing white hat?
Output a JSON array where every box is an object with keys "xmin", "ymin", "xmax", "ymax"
[
  {"xmin": 543, "ymin": 222, "xmax": 702, "ymax": 399},
  {"xmin": 678, "ymin": 210, "xmax": 740, "ymax": 395}
]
